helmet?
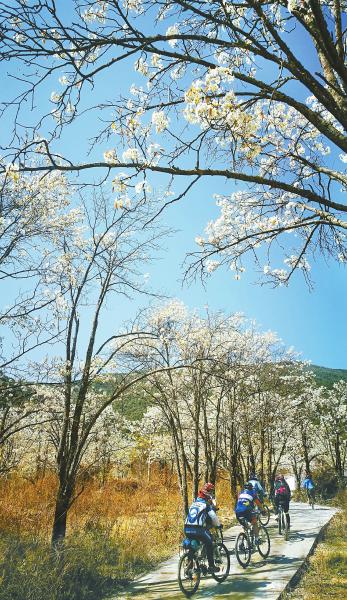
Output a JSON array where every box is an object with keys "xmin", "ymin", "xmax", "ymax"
[
  {"xmin": 198, "ymin": 482, "xmax": 215, "ymax": 499},
  {"xmin": 249, "ymin": 472, "xmax": 258, "ymax": 480},
  {"xmin": 244, "ymin": 482, "xmax": 253, "ymax": 491}
]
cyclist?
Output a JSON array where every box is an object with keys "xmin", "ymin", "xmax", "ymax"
[
  {"xmin": 303, "ymin": 472, "xmax": 315, "ymax": 504},
  {"xmin": 184, "ymin": 482, "xmax": 221, "ymax": 573},
  {"xmin": 235, "ymin": 481, "xmax": 262, "ymax": 544},
  {"xmin": 248, "ymin": 472, "xmax": 266, "ymax": 503},
  {"xmin": 273, "ymin": 474, "xmax": 291, "ymax": 530}
]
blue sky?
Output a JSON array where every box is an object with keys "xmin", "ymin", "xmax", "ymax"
[{"xmin": 1, "ymin": 5, "xmax": 346, "ymax": 369}]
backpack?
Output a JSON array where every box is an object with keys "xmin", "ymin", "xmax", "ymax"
[{"xmin": 277, "ymin": 484, "xmax": 288, "ymax": 496}]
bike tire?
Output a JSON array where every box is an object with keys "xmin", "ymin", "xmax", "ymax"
[
  {"xmin": 257, "ymin": 524, "xmax": 270, "ymax": 558},
  {"xmin": 278, "ymin": 509, "xmax": 282, "ymax": 535},
  {"xmin": 259, "ymin": 505, "xmax": 270, "ymax": 526},
  {"xmin": 235, "ymin": 532, "xmax": 251, "ymax": 568},
  {"xmin": 212, "ymin": 542, "xmax": 230, "ymax": 583},
  {"xmin": 178, "ymin": 552, "xmax": 201, "ymax": 597}
]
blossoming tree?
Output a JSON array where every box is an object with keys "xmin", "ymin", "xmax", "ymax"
[
  {"xmin": 0, "ymin": 0, "xmax": 346, "ymax": 283},
  {"xmin": 0, "ymin": 170, "xmax": 81, "ymax": 371},
  {"xmin": 24, "ymin": 191, "xmax": 170, "ymax": 545}
]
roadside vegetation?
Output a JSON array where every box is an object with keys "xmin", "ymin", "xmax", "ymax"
[
  {"xmin": 0, "ymin": 468, "xmax": 181, "ymax": 600},
  {"xmin": 287, "ymin": 491, "xmax": 347, "ymax": 600},
  {"xmin": 0, "ymin": 469, "xmax": 234, "ymax": 600}
]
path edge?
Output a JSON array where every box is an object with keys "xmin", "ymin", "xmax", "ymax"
[{"xmin": 276, "ymin": 507, "xmax": 338, "ymax": 599}]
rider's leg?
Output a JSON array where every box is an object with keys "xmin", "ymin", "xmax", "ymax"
[
  {"xmin": 251, "ymin": 514, "xmax": 259, "ymax": 540},
  {"xmin": 284, "ymin": 500, "xmax": 290, "ymax": 529},
  {"xmin": 200, "ymin": 529, "xmax": 215, "ymax": 569},
  {"xmin": 274, "ymin": 495, "xmax": 279, "ymax": 518},
  {"xmin": 184, "ymin": 526, "xmax": 217, "ymax": 570}
]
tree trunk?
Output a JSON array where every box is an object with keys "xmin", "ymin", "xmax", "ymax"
[
  {"xmin": 334, "ymin": 433, "xmax": 345, "ymax": 486},
  {"xmin": 51, "ymin": 487, "xmax": 72, "ymax": 545},
  {"xmin": 193, "ymin": 392, "xmax": 201, "ymax": 498},
  {"xmin": 301, "ymin": 429, "xmax": 311, "ymax": 473}
]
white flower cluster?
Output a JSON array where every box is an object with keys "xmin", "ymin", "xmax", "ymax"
[
  {"xmin": 151, "ymin": 110, "xmax": 170, "ymax": 133},
  {"xmin": 82, "ymin": 2, "xmax": 107, "ymax": 23},
  {"xmin": 104, "ymin": 149, "xmax": 118, "ymax": 163},
  {"xmin": 191, "ymin": 185, "xmax": 324, "ymax": 282},
  {"xmin": 134, "ymin": 57, "xmax": 149, "ymax": 76},
  {"xmin": 123, "ymin": 0, "xmax": 143, "ymax": 13},
  {"xmin": 165, "ymin": 24, "xmax": 179, "ymax": 46},
  {"xmin": 122, "ymin": 147, "xmax": 141, "ymax": 162}
]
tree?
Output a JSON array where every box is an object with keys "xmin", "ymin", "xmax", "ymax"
[
  {"xmin": 0, "ymin": 1, "xmax": 346, "ymax": 284},
  {"xmin": 26, "ymin": 190, "xmax": 169, "ymax": 545},
  {"xmin": 128, "ymin": 301, "xmax": 307, "ymax": 505},
  {"xmin": 0, "ymin": 170, "xmax": 81, "ymax": 371},
  {"xmin": 316, "ymin": 380, "xmax": 347, "ymax": 483}
]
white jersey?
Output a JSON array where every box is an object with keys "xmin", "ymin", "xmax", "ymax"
[
  {"xmin": 249, "ymin": 479, "xmax": 264, "ymax": 499},
  {"xmin": 238, "ymin": 491, "xmax": 254, "ymax": 502},
  {"xmin": 185, "ymin": 499, "xmax": 220, "ymax": 528}
]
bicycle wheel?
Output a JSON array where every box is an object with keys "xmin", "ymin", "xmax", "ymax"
[
  {"xmin": 257, "ymin": 524, "xmax": 270, "ymax": 558},
  {"xmin": 178, "ymin": 552, "xmax": 201, "ymax": 597},
  {"xmin": 259, "ymin": 504, "xmax": 270, "ymax": 526},
  {"xmin": 212, "ymin": 542, "xmax": 230, "ymax": 583},
  {"xmin": 235, "ymin": 532, "xmax": 251, "ymax": 568}
]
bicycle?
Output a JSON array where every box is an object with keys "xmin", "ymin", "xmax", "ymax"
[
  {"xmin": 234, "ymin": 512, "xmax": 270, "ymax": 569},
  {"xmin": 178, "ymin": 527, "xmax": 230, "ymax": 597},
  {"xmin": 258, "ymin": 502, "xmax": 271, "ymax": 526},
  {"xmin": 277, "ymin": 502, "xmax": 289, "ymax": 540}
]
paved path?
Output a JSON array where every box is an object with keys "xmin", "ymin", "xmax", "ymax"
[{"xmin": 117, "ymin": 503, "xmax": 337, "ymax": 599}]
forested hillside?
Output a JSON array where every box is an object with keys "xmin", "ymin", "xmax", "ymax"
[{"xmin": 309, "ymin": 366, "xmax": 347, "ymax": 389}]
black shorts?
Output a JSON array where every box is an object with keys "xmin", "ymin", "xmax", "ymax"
[
  {"xmin": 235, "ymin": 509, "xmax": 253, "ymax": 524},
  {"xmin": 275, "ymin": 495, "xmax": 290, "ymax": 513}
]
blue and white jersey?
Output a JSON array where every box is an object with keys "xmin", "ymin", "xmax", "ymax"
[
  {"xmin": 185, "ymin": 498, "xmax": 220, "ymax": 527},
  {"xmin": 235, "ymin": 489, "xmax": 256, "ymax": 513},
  {"xmin": 249, "ymin": 478, "xmax": 264, "ymax": 500}
]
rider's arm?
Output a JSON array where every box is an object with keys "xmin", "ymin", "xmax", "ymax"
[
  {"xmin": 285, "ymin": 482, "xmax": 292, "ymax": 499},
  {"xmin": 207, "ymin": 507, "xmax": 221, "ymax": 528}
]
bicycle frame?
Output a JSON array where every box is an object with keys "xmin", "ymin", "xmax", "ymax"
[{"xmin": 178, "ymin": 527, "xmax": 230, "ymax": 596}]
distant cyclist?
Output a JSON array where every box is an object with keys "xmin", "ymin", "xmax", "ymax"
[
  {"xmin": 248, "ymin": 472, "xmax": 266, "ymax": 503},
  {"xmin": 184, "ymin": 482, "xmax": 221, "ymax": 573},
  {"xmin": 273, "ymin": 474, "xmax": 291, "ymax": 530},
  {"xmin": 235, "ymin": 482, "xmax": 262, "ymax": 544},
  {"xmin": 303, "ymin": 472, "xmax": 315, "ymax": 505}
]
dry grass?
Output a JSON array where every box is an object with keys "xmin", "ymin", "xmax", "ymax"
[
  {"xmin": 287, "ymin": 490, "xmax": 347, "ymax": 600},
  {"xmin": 0, "ymin": 468, "xmax": 235, "ymax": 599}
]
